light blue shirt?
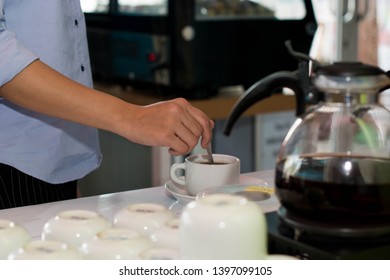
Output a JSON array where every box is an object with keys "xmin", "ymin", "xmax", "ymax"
[{"xmin": 0, "ymin": 0, "xmax": 102, "ymax": 183}]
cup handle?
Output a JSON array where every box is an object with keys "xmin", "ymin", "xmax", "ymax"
[{"xmin": 170, "ymin": 162, "xmax": 186, "ymax": 188}]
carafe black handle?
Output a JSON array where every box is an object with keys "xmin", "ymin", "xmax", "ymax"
[
  {"xmin": 224, "ymin": 71, "xmax": 305, "ymax": 135},
  {"xmin": 383, "ymin": 70, "xmax": 390, "ymax": 92}
]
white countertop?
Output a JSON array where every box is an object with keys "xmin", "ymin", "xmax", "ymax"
[{"xmin": 0, "ymin": 170, "xmax": 279, "ymax": 240}]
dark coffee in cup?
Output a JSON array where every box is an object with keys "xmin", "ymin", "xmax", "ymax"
[{"xmin": 198, "ymin": 161, "xmax": 229, "ymax": 165}]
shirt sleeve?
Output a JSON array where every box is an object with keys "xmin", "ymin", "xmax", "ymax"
[{"xmin": 0, "ymin": 0, "xmax": 38, "ymax": 87}]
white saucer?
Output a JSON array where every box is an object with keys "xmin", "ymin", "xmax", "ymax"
[
  {"xmin": 164, "ymin": 176, "xmax": 280, "ymax": 212},
  {"xmin": 164, "ymin": 181, "xmax": 194, "ymax": 205}
]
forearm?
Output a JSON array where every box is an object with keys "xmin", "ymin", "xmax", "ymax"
[
  {"xmin": 0, "ymin": 60, "xmax": 213, "ymax": 155},
  {"xmin": 0, "ymin": 60, "xmax": 133, "ymax": 139}
]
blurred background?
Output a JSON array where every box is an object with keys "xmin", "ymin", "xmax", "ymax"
[{"xmin": 77, "ymin": 0, "xmax": 390, "ymax": 196}]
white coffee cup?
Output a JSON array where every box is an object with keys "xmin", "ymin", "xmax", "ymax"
[
  {"xmin": 266, "ymin": 254, "xmax": 299, "ymax": 260},
  {"xmin": 41, "ymin": 209, "xmax": 111, "ymax": 248},
  {"xmin": 0, "ymin": 219, "xmax": 31, "ymax": 260},
  {"xmin": 139, "ymin": 247, "xmax": 180, "ymax": 260},
  {"xmin": 149, "ymin": 218, "xmax": 180, "ymax": 250},
  {"xmin": 80, "ymin": 228, "xmax": 152, "ymax": 260},
  {"xmin": 113, "ymin": 203, "xmax": 175, "ymax": 236},
  {"xmin": 8, "ymin": 240, "xmax": 83, "ymax": 260},
  {"xmin": 180, "ymin": 193, "xmax": 268, "ymax": 260},
  {"xmin": 170, "ymin": 154, "xmax": 240, "ymax": 196}
]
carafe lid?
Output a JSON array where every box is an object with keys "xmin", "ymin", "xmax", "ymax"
[
  {"xmin": 313, "ymin": 62, "xmax": 390, "ymax": 93},
  {"xmin": 315, "ymin": 62, "xmax": 385, "ymax": 77}
]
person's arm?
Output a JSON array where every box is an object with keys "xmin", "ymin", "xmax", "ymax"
[{"xmin": 0, "ymin": 59, "xmax": 213, "ymax": 155}]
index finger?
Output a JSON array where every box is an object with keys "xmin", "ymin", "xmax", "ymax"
[{"xmin": 186, "ymin": 106, "xmax": 214, "ymax": 148}]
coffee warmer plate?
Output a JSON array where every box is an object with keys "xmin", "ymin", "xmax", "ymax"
[{"xmin": 266, "ymin": 208, "xmax": 390, "ymax": 259}]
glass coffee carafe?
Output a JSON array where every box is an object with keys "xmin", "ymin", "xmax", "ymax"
[{"xmin": 224, "ymin": 42, "xmax": 390, "ymax": 232}]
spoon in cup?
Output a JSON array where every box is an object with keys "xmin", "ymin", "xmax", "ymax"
[{"xmin": 206, "ymin": 143, "xmax": 215, "ymax": 164}]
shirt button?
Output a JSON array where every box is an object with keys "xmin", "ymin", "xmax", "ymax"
[
  {"xmin": 75, "ymin": 19, "xmax": 79, "ymax": 26},
  {"xmin": 81, "ymin": 65, "xmax": 85, "ymax": 72}
]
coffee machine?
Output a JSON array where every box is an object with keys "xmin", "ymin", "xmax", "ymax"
[{"xmin": 83, "ymin": 0, "xmax": 317, "ymax": 98}]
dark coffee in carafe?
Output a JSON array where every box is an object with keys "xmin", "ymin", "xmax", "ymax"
[{"xmin": 275, "ymin": 154, "xmax": 390, "ymax": 225}]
